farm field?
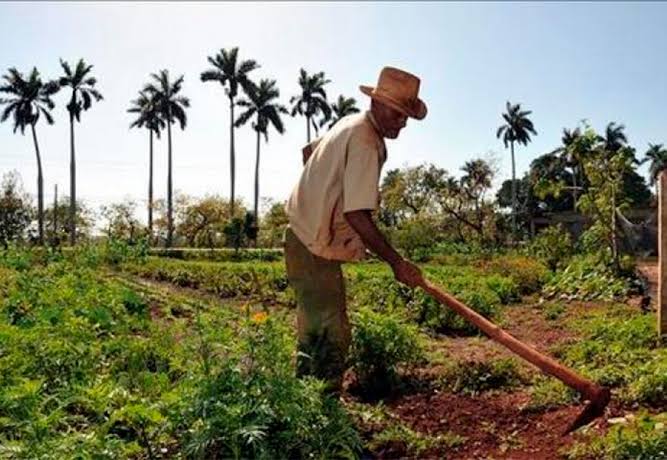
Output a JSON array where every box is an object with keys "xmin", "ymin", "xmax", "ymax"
[{"xmin": 2, "ymin": 246, "xmax": 666, "ymax": 459}]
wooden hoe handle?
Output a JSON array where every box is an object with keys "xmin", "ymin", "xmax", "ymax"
[{"xmin": 420, "ymin": 280, "xmax": 601, "ymax": 399}]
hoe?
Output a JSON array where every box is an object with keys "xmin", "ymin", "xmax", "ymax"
[{"xmin": 420, "ymin": 279, "xmax": 611, "ymax": 434}]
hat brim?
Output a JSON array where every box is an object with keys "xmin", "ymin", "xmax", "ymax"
[{"xmin": 360, "ymin": 85, "xmax": 427, "ymax": 120}]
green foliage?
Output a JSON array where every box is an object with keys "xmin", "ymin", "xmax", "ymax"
[
  {"xmin": 542, "ymin": 302, "xmax": 565, "ymax": 321},
  {"xmin": 122, "ymin": 258, "xmax": 289, "ymax": 303},
  {"xmin": 440, "ymin": 359, "xmax": 523, "ymax": 395},
  {"xmin": 475, "ymin": 255, "xmax": 549, "ymax": 295},
  {"xmin": 565, "ymin": 412, "xmax": 667, "ymax": 460},
  {"xmin": 543, "ymin": 255, "xmax": 630, "ymax": 301},
  {"xmin": 527, "ymin": 377, "xmax": 578, "ymax": 411},
  {"xmin": 183, "ymin": 315, "xmax": 362, "ymax": 459},
  {"xmin": 151, "ymin": 247, "xmax": 283, "ymax": 262},
  {"xmin": 0, "ymin": 255, "xmax": 361, "ymax": 458},
  {"xmin": 349, "ymin": 307, "xmax": 425, "ymax": 395},
  {"xmin": 526, "ymin": 224, "xmax": 573, "ymax": 271},
  {"xmin": 369, "ymin": 422, "xmax": 465, "ymax": 457}
]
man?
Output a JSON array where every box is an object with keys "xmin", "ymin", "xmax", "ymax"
[{"xmin": 284, "ymin": 66, "xmax": 427, "ymax": 393}]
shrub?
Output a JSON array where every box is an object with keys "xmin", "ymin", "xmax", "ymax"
[
  {"xmin": 349, "ymin": 307, "xmax": 425, "ymax": 395},
  {"xmin": 182, "ymin": 315, "xmax": 362, "ymax": 459},
  {"xmin": 526, "ymin": 224, "xmax": 573, "ymax": 271}
]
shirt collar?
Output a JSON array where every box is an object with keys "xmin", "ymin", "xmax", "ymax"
[{"xmin": 366, "ymin": 111, "xmax": 387, "ymax": 162}]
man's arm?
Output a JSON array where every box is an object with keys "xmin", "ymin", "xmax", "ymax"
[{"xmin": 344, "ymin": 209, "xmax": 423, "ymax": 288}]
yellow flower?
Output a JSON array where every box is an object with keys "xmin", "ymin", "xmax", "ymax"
[{"xmin": 251, "ymin": 311, "xmax": 268, "ymax": 323}]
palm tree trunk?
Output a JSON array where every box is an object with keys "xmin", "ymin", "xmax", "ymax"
[
  {"xmin": 229, "ymin": 96, "xmax": 236, "ymax": 218},
  {"xmin": 167, "ymin": 119, "xmax": 173, "ymax": 248},
  {"xmin": 30, "ymin": 123, "xmax": 44, "ymax": 245},
  {"xmin": 53, "ymin": 184, "xmax": 58, "ymax": 244},
  {"xmin": 69, "ymin": 113, "xmax": 76, "ymax": 245},
  {"xmin": 572, "ymin": 170, "xmax": 578, "ymax": 212},
  {"xmin": 510, "ymin": 141, "xmax": 517, "ymax": 239},
  {"xmin": 148, "ymin": 130, "xmax": 154, "ymax": 245},
  {"xmin": 254, "ymin": 128, "xmax": 261, "ymax": 223},
  {"xmin": 306, "ymin": 115, "xmax": 311, "ymax": 143}
]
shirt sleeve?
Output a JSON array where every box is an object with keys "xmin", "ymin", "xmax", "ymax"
[{"xmin": 343, "ymin": 130, "xmax": 382, "ymax": 213}]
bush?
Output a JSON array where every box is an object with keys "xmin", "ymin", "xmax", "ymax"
[
  {"xmin": 182, "ymin": 315, "xmax": 362, "ymax": 459},
  {"xmin": 349, "ymin": 307, "xmax": 425, "ymax": 395},
  {"xmin": 526, "ymin": 224, "xmax": 573, "ymax": 271}
]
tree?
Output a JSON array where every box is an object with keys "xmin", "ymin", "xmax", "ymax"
[
  {"xmin": 258, "ymin": 199, "xmax": 288, "ymax": 248},
  {"xmin": 200, "ymin": 47, "xmax": 259, "ymax": 218},
  {"xmin": 0, "ymin": 171, "xmax": 32, "ymax": 247},
  {"xmin": 44, "ymin": 196, "xmax": 94, "ymax": 245},
  {"xmin": 290, "ymin": 69, "xmax": 331, "ymax": 142},
  {"xmin": 576, "ymin": 124, "xmax": 635, "ymax": 269},
  {"xmin": 58, "ymin": 58, "xmax": 103, "ymax": 245},
  {"xmin": 327, "ymin": 95, "xmax": 359, "ymax": 129},
  {"xmin": 496, "ymin": 101, "xmax": 537, "ymax": 237},
  {"xmin": 176, "ymin": 194, "xmax": 232, "ymax": 248},
  {"xmin": 380, "ymin": 164, "xmax": 445, "ymax": 225},
  {"xmin": 143, "ymin": 70, "xmax": 190, "ymax": 247},
  {"xmin": 553, "ymin": 127, "xmax": 584, "ymax": 210},
  {"xmin": 0, "ymin": 67, "xmax": 60, "ymax": 245},
  {"xmin": 235, "ymin": 79, "xmax": 287, "ymax": 233},
  {"xmin": 128, "ymin": 90, "xmax": 165, "ymax": 243},
  {"xmin": 642, "ymin": 143, "xmax": 667, "ymax": 193},
  {"xmin": 100, "ymin": 199, "xmax": 144, "ymax": 242},
  {"xmin": 436, "ymin": 160, "xmax": 496, "ymax": 243}
]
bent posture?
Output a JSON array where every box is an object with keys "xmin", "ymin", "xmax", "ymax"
[{"xmin": 284, "ymin": 66, "xmax": 428, "ymax": 392}]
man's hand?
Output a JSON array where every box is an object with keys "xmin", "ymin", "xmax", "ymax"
[
  {"xmin": 391, "ymin": 258, "xmax": 424, "ymax": 289},
  {"xmin": 344, "ymin": 210, "xmax": 425, "ymax": 289}
]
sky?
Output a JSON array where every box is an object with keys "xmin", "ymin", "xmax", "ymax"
[{"xmin": 1, "ymin": 2, "xmax": 666, "ymax": 221}]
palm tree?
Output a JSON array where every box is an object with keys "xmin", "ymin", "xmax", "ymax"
[
  {"xmin": 0, "ymin": 67, "xmax": 59, "ymax": 245},
  {"xmin": 600, "ymin": 122, "xmax": 628, "ymax": 154},
  {"xmin": 326, "ymin": 95, "xmax": 360, "ymax": 129},
  {"xmin": 557, "ymin": 127, "xmax": 583, "ymax": 210},
  {"xmin": 235, "ymin": 79, "xmax": 287, "ymax": 229},
  {"xmin": 58, "ymin": 58, "xmax": 103, "ymax": 245},
  {"xmin": 290, "ymin": 69, "xmax": 331, "ymax": 142},
  {"xmin": 643, "ymin": 143, "xmax": 667, "ymax": 193},
  {"xmin": 496, "ymin": 101, "xmax": 537, "ymax": 237},
  {"xmin": 200, "ymin": 47, "xmax": 259, "ymax": 218},
  {"xmin": 128, "ymin": 90, "xmax": 165, "ymax": 243},
  {"xmin": 143, "ymin": 70, "xmax": 190, "ymax": 247}
]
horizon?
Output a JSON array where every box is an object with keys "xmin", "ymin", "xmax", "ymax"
[{"xmin": 1, "ymin": 2, "xmax": 666, "ymax": 223}]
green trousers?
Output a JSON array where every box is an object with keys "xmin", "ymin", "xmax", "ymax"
[{"xmin": 284, "ymin": 227, "xmax": 350, "ymax": 392}]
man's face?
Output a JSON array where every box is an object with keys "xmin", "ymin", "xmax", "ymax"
[{"xmin": 372, "ymin": 101, "xmax": 408, "ymax": 139}]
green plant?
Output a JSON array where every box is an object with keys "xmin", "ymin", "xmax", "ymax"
[
  {"xmin": 527, "ymin": 224, "xmax": 573, "ymax": 270},
  {"xmin": 543, "ymin": 254, "xmax": 630, "ymax": 301},
  {"xmin": 565, "ymin": 412, "xmax": 667, "ymax": 460},
  {"xmin": 349, "ymin": 307, "xmax": 425, "ymax": 395},
  {"xmin": 440, "ymin": 358, "xmax": 523, "ymax": 395},
  {"xmin": 369, "ymin": 422, "xmax": 465, "ymax": 457}
]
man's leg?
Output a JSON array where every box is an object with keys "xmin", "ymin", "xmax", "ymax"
[{"xmin": 284, "ymin": 228, "xmax": 350, "ymax": 393}]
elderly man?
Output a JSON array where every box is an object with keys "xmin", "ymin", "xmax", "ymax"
[{"xmin": 284, "ymin": 66, "xmax": 427, "ymax": 393}]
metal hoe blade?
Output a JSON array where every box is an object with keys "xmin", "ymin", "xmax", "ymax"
[{"xmin": 564, "ymin": 386, "xmax": 611, "ymax": 435}]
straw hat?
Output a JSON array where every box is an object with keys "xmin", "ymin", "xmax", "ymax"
[{"xmin": 360, "ymin": 66, "xmax": 427, "ymax": 120}]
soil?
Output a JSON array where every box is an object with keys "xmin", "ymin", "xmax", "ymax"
[{"xmin": 349, "ymin": 302, "xmax": 626, "ymax": 459}]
